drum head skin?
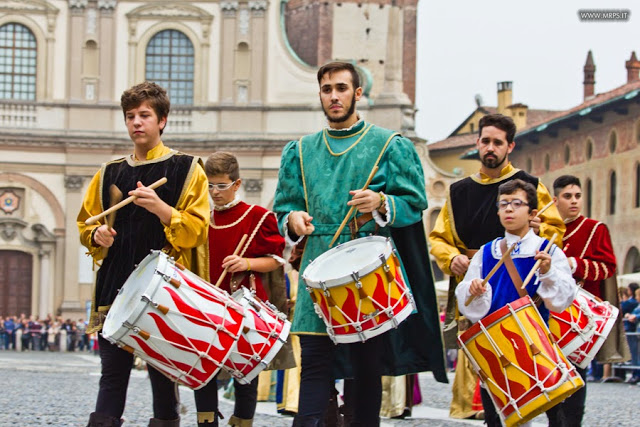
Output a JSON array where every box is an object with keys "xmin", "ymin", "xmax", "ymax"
[
  {"xmin": 303, "ymin": 235, "xmax": 393, "ymax": 288},
  {"xmin": 103, "ymin": 251, "xmax": 165, "ymax": 339}
]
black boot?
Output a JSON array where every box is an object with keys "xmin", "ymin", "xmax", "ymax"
[
  {"xmin": 87, "ymin": 412, "xmax": 123, "ymax": 427},
  {"xmin": 227, "ymin": 415, "xmax": 253, "ymax": 426},
  {"xmin": 148, "ymin": 417, "xmax": 180, "ymax": 427},
  {"xmin": 197, "ymin": 411, "xmax": 220, "ymax": 427}
]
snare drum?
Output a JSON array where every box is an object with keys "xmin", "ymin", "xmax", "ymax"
[
  {"xmin": 221, "ymin": 287, "xmax": 291, "ymax": 384},
  {"xmin": 459, "ymin": 296, "xmax": 584, "ymax": 427},
  {"xmin": 303, "ymin": 236, "xmax": 415, "ymax": 344},
  {"xmin": 102, "ymin": 251, "xmax": 246, "ymax": 390},
  {"xmin": 548, "ymin": 288, "xmax": 619, "ymax": 368}
]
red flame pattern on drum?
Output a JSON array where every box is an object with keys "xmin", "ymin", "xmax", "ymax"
[
  {"xmin": 163, "ymin": 285, "xmax": 243, "ymax": 340},
  {"xmin": 475, "ymin": 340, "xmax": 523, "ymax": 414},
  {"xmin": 131, "ymin": 335, "xmax": 206, "ymax": 388},
  {"xmin": 223, "ymin": 295, "xmax": 287, "ymax": 378},
  {"xmin": 147, "ymin": 312, "xmax": 230, "ymax": 370}
]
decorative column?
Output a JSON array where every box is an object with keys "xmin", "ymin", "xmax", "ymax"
[
  {"xmin": 249, "ymin": 1, "xmax": 268, "ymax": 104},
  {"xmin": 378, "ymin": 5, "xmax": 410, "ymax": 104},
  {"xmin": 98, "ymin": 1, "xmax": 117, "ymax": 103},
  {"xmin": 220, "ymin": 1, "xmax": 239, "ymax": 104},
  {"xmin": 60, "ymin": 175, "xmax": 85, "ymax": 317},
  {"xmin": 38, "ymin": 249, "xmax": 51, "ymax": 319},
  {"xmin": 45, "ymin": 9, "xmax": 58, "ymax": 101},
  {"xmin": 127, "ymin": 18, "xmax": 138, "ymax": 88},
  {"xmin": 68, "ymin": 0, "xmax": 88, "ymax": 101},
  {"xmin": 199, "ymin": 21, "xmax": 212, "ymax": 106}
]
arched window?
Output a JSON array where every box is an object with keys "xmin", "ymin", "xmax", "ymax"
[
  {"xmin": 609, "ymin": 131, "xmax": 617, "ymax": 154},
  {"xmin": 585, "ymin": 178, "xmax": 592, "ymax": 218},
  {"xmin": 544, "ymin": 153, "xmax": 550, "ymax": 172},
  {"xmin": 609, "ymin": 171, "xmax": 616, "ymax": 215},
  {"xmin": 0, "ymin": 23, "xmax": 37, "ymax": 100},
  {"xmin": 145, "ymin": 30, "xmax": 194, "ymax": 105},
  {"xmin": 624, "ymin": 247, "xmax": 640, "ymax": 274},
  {"xmin": 586, "ymin": 138, "xmax": 593, "ymax": 160}
]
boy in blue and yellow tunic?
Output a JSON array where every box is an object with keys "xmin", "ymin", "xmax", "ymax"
[{"xmin": 456, "ymin": 179, "xmax": 576, "ymax": 427}]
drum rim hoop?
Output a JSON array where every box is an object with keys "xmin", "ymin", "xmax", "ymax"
[
  {"xmin": 102, "ymin": 250, "xmax": 168, "ymax": 339},
  {"xmin": 302, "ymin": 235, "xmax": 394, "ymax": 288}
]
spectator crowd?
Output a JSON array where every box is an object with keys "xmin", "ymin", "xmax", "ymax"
[{"xmin": 0, "ymin": 314, "xmax": 97, "ymax": 353}]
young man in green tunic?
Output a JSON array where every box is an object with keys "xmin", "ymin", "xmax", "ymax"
[{"xmin": 273, "ymin": 62, "xmax": 446, "ymax": 425}]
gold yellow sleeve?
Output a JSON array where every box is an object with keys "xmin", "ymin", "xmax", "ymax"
[
  {"xmin": 428, "ymin": 200, "xmax": 466, "ymax": 277},
  {"xmin": 76, "ymin": 169, "xmax": 106, "ymax": 261},
  {"xmin": 536, "ymin": 181, "xmax": 565, "ymax": 247},
  {"xmin": 163, "ymin": 162, "xmax": 210, "ymax": 269}
]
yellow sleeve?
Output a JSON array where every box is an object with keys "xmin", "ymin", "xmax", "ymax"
[
  {"xmin": 428, "ymin": 200, "xmax": 466, "ymax": 277},
  {"xmin": 536, "ymin": 181, "xmax": 565, "ymax": 247},
  {"xmin": 76, "ymin": 169, "xmax": 106, "ymax": 261},
  {"xmin": 163, "ymin": 160, "xmax": 210, "ymax": 264}
]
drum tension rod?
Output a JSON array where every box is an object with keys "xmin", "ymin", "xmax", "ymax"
[
  {"xmin": 156, "ymin": 269, "xmax": 181, "ymax": 288},
  {"xmin": 320, "ymin": 281, "xmax": 337, "ymax": 307},
  {"xmin": 350, "ymin": 272, "xmax": 368, "ymax": 299},
  {"xmin": 306, "ymin": 286, "xmax": 319, "ymax": 304},
  {"xmin": 141, "ymin": 295, "xmax": 170, "ymax": 315},
  {"xmin": 379, "ymin": 254, "xmax": 395, "ymax": 283},
  {"xmin": 123, "ymin": 321, "xmax": 151, "ymax": 340}
]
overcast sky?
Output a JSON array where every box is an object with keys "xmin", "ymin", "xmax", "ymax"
[{"xmin": 415, "ymin": 1, "xmax": 640, "ymax": 143}]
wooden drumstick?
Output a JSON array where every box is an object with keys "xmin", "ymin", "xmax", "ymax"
[
  {"xmin": 100, "ymin": 185, "xmax": 123, "ymax": 258},
  {"xmin": 520, "ymin": 232, "xmax": 558, "ymax": 289},
  {"xmin": 85, "ymin": 177, "xmax": 168, "ymax": 225},
  {"xmin": 465, "ymin": 242, "xmax": 518, "ymax": 306},
  {"xmin": 329, "ymin": 166, "xmax": 379, "ymax": 248},
  {"xmin": 215, "ymin": 234, "xmax": 248, "ymax": 287},
  {"xmin": 537, "ymin": 200, "xmax": 555, "ymax": 217}
]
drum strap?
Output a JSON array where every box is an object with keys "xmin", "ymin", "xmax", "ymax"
[
  {"xmin": 500, "ymin": 239, "xmax": 542, "ymax": 306},
  {"xmin": 348, "ymin": 212, "xmax": 380, "ymax": 240}
]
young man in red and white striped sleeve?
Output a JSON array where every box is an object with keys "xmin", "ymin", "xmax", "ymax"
[
  {"xmin": 553, "ymin": 175, "xmax": 616, "ymax": 299},
  {"xmin": 548, "ymin": 174, "xmax": 618, "ymax": 426}
]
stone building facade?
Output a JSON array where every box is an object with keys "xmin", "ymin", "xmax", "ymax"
[
  {"xmin": 427, "ymin": 51, "xmax": 640, "ymax": 279},
  {"xmin": 0, "ymin": 0, "xmax": 419, "ymax": 319}
]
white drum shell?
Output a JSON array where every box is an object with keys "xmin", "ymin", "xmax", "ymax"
[{"xmin": 103, "ymin": 251, "xmax": 245, "ymax": 389}]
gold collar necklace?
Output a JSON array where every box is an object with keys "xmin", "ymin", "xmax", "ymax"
[{"xmin": 323, "ymin": 123, "xmax": 373, "ymax": 156}]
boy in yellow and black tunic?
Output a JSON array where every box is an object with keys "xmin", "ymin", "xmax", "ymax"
[{"xmin": 77, "ymin": 82, "xmax": 209, "ymax": 427}]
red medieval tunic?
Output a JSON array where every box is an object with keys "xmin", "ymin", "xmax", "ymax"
[
  {"xmin": 209, "ymin": 201, "xmax": 284, "ymax": 302},
  {"xmin": 563, "ymin": 215, "xmax": 617, "ymax": 299}
]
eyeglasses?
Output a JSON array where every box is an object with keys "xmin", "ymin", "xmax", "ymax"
[
  {"xmin": 208, "ymin": 180, "xmax": 237, "ymax": 191},
  {"xmin": 497, "ymin": 199, "xmax": 529, "ymax": 210}
]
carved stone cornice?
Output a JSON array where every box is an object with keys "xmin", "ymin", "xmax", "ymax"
[
  {"xmin": 68, "ymin": 0, "xmax": 88, "ymax": 9},
  {"xmin": 126, "ymin": 2, "xmax": 213, "ymax": 23},
  {"xmin": 0, "ymin": 1, "xmax": 59, "ymax": 32},
  {"xmin": 64, "ymin": 175, "xmax": 85, "ymax": 191},
  {"xmin": 248, "ymin": 0, "xmax": 267, "ymax": 17},
  {"xmin": 243, "ymin": 178, "xmax": 263, "ymax": 193},
  {"xmin": 221, "ymin": 1, "xmax": 239, "ymax": 17},
  {"xmin": 97, "ymin": 0, "xmax": 117, "ymax": 11},
  {"xmin": 33, "ymin": 223, "xmax": 56, "ymax": 244},
  {"xmin": 0, "ymin": 0, "xmax": 59, "ymax": 14}
]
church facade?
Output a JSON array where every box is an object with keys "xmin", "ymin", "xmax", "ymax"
[{"xmin": 0, "ymin": 0, "xmax": 419, "ymax": 319}]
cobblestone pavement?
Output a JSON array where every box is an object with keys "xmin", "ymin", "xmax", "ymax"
[{"xmin": 0, "ymin": 350, "xmax": 638, "ymax": 426}]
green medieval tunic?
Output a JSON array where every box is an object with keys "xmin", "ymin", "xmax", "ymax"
[{"xmin": 273, "ymin": 120, "xmax": 447, "ymax": 381}]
